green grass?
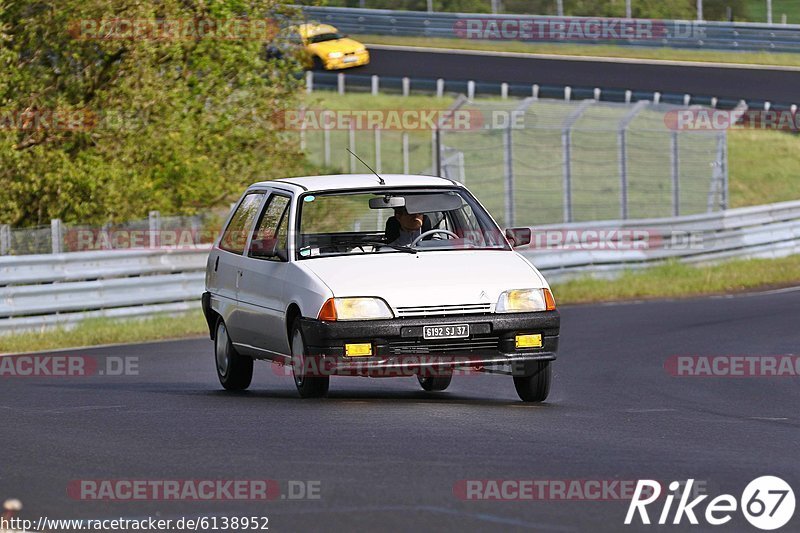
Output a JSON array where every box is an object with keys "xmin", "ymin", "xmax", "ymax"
[
  {"xmin": 728, "ymin": 129, "xmax": 800, "ymax": 207},
  {"xmin": 746, "ymin": 0, "xmax": 800, "ymax": 24},
  {"xmin": 356, "ymin": 34, "xmax": 800, "ymax": 68},
  {"xmin": 0, "ymin": 310, "xmax": 208, "ymax": 355},
  {"xmin": 552, "ymin": 255, "xmax": 800, "ymax": 304}
]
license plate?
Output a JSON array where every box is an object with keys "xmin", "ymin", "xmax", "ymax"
[{"xmin": 423, "ymin": 324, "xmax": 469, "ymax": 340}]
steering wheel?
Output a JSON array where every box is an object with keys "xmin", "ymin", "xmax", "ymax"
[{"xmin": 409, "ymin": 229, "xmax": 459, "ymax": 248}]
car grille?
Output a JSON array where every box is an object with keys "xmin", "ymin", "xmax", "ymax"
[
  {"xmin": 395, "ymin": 303, "xmax": 492, "ymax": 318},
  {"xmin": 387, "ymin": 337, "xmax": 500, "ymax": 355}
]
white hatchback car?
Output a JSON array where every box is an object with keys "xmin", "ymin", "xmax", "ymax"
[{"xmin": 202, "ymin": 174, "xmax": 560, "ymax": 402}]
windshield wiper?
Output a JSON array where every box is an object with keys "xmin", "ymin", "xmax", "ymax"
[{"xmin": 336, "ymin": 240, "xmax": 417, "ymax": 253}]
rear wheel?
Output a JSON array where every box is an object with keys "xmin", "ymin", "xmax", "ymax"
[
  {"xmin": 513, "ymin": 361, "xmax": 551, "ymax": 402},
  {"xmin": 417, "ymin": 369, "xmax": 453, "ymax": 392},
  {"xmin": 215, "ymin": 319, "xmax": 253, "ymax": 391},
  {"xmin": 290, "ymin": 319, "xmax": 329, "ymax": 398}
]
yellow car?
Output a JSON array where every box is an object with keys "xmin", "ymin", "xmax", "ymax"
[{"xmin": 296, "ymin": 23, "xmax": 369, "ymax": 70}]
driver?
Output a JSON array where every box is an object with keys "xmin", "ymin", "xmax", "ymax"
[{"xmin": 386, "ymin": 206, "xmax": 430, "ymax": 246}]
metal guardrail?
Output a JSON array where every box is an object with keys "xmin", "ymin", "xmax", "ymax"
[
  {"xmin": 1, "ymin": 200, "xmax": 799, "ymax": 334},
  {"xmin": 299, "ymin": 6, "xmax": 800, "ymax": 53}
]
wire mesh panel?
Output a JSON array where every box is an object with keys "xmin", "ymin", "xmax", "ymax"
[{"xmin": 439, "ymin": 98, "xmax": 726, "ymax": 227}]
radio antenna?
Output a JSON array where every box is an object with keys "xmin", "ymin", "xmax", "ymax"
[{"xmin": 347, "ymin": 148, "xmax": 385, "ymax": 185}]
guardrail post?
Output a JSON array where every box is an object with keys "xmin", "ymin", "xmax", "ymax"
[
  {"xmin": 711, "ymin": 97, "xmax": 718, "ymax": 108},
  {"xmin": 654, "ymin": 92, "xmax": 661, "ymax": 104},
  {"xmin": 371, "ymin": 75, "xmax": 379, "ymax": 96},
  {"xmin": 402, "ymin": 77, "xmax": 410, "ymax": 97},
  {"xmin": 305, "ymin": 71, "xmax": 313, "ymax": 94},
  {"xmin": 594, "ymin": 88, "xmax": 601, "ymax": 100},
  {"xmin": 564, "ymin": 86, "xmax": 571, "ymax": 101},
  {"xmin": 625, "ymin": 90, "xmax": 632, "ymax": 103},
  {"xmin": 0, "ymin": 224, "xmax": 10, "ymax": 255},
  {"xmin": 149, "ymin": 210, "xmax": 161, "ymax": 248},
  {"xmin": 501, "ymin": 83, "xmax": 508, "ymax": 99},
  {"xmin": 671, "ymin": 131, "xmax": 680, "ymax": 217},
  {"xmin": 374, "ymin": 127, "xmax": 382, "ymax": 173},
  {"xmin": 467, "ymin": 80, "xmax": 475, "ymax": 100},
  {"xmin": 402, "ymin": 132, "xmax": 410, "ymax": 174},
  {"xmin": 337, "ymin": 73, "xmax": 345, "ymax": 95},
  {"xmin": 532, "ymin": 84, "xmax": 539, "ymax": 100},
  {"xmin": 51, "ymin": 219, "xmax": 63, "ymax": 254},
  {"xmin": 684, "ymin": 94, "xmax": 691, "ymax": 106},
  {"xmin": 436, "ymin": 78, "xmax": 444, "ymax": 98}
]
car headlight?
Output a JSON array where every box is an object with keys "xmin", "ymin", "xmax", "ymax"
[
  {"xmin": 496, "ymin": 289, "xmax": 556, "ymax": 313},
  {"xmin": 317, "ymin": 297, "xmax": 394, "ymax": 321},
  {"xmin": 327, "ymin": 51, "xmax": 343, "ymax": 58}
]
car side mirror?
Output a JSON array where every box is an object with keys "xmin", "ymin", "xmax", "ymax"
[
  {"xmin": 505, "ymin": 228, "xmax": 532, "ymax": 248},
  {"xmin": 250, "ymin": 238, "xmax": 288, "ymax": 262}
]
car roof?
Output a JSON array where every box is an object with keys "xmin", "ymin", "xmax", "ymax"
[
  {"xmin": 295, "ymin": 23, "xmax": 338, "ymax": 38},
  {"xmin": 252, "ymin": 174, "xmax": 459, "ymax": 193}
]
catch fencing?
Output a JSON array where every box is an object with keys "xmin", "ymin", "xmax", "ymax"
[{"xmin": 300, "ymin": 96, "xmax": 728, "ymax": 227}]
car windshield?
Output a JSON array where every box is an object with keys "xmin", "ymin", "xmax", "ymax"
[
  {"xmin": 296, "ymin": 188, "xmax": 509, "ymax": 259},
  {"xmin": 308, "ymin": 32, "xmax": 345, "ymax": 44}
]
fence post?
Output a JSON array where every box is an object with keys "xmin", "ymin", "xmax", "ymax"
[
  {"xmin": 0, "ymin": 224, "xmax": 9, "ymax": 255},
  {"xmin": 502, "ymin": 123, "xmax": 515, "ymax": 227},
  {"xmin": 374, "ymin": 127, "xmax": 382, "ymax": 173},
  {"xmin": 617, "ymin": 100, "xmax": 648, "ymax": 220},
  {"xmin": 720, "ymin": 132, "xmax": 729, "ymax": 210},
  {"xmin": 671, "ymin": 131, "xmax": 680, "ymax": 217},
  {"xmin": 305, "ymin": 71, "xmax": 313, "ymax": 94},
  {"xmin": 149, "ymin": 210, "xmax": 161, "ymax": 248},
  {"xmin": 51, "ymin": 219, "xmax": 63, "ymax": 254},
  {"xmin": 561, "ymin": 100, "xmax": 594, "ymax": 223},
  {"xmin": 402, "ymin": 132, "xmax": 410, "ymax": 174},
  {"xmin": 337, "ymin": 73, "xmax": 345, "ymax": 95},
  {"xmin": 433, "ymin": 128, "xmax": 442, "ymax": 176},
  {"xmin": 371, "ymin": 75, "xmax": 379, "ymax": 96}
]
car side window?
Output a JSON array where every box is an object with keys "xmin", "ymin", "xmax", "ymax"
[
  {"xmin": 249, "ymin": 194, "xmax": 290, "ymax": 260},
  {"xmin": 219, "ymin": 193, "xmax": 264, "ymax": 255}
]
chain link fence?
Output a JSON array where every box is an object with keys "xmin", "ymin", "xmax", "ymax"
[{"xmin": 301, "ymin": 96, "xmax": 727, "ymax": 228}]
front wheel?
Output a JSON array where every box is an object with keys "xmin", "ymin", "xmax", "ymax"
[
  {"xmin": 290, "ymin": 319, "xmax": 329, "ymax": 398},
  {"xmin": 215, "ymin": 319, "xmax": 253, "ymax": 391},
  {"xmin": 513, "ymin": 361, "xmax": 551, "ymax": 402}
]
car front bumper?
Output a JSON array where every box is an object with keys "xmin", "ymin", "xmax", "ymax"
[
  {"xmin": 325, "ymin": 51, "xmax": 370, "ymax": 70},
  {"xmin": 298, "ymin": 311, "xmax": 559, "ymax": 377}
]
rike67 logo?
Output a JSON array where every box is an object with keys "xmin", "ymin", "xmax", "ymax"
[{"xmin": 625, "ymin": 477, "xmax": 795, "ymax": 530}]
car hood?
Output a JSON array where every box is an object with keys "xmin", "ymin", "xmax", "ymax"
[
  {"xmin": 308, "ymin": 38, "xmax": 365, "ymax": 54},
  {"xmin": 298, "ymin": 250, "xmax": 547, "ymax": 311}
]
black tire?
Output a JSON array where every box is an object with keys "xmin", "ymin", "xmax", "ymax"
[
  {"xmin": 513, "ymin": 361, "xmax": 551, "ymax": 402},
  {"xmin": 290, "ymin": 319, "xmax": 329, "ymax": 398},
  {"xmin": 215, "ymin": 319, "xmax": 253, "ymax": 391},
  {"xmin": 417, "ymin": 370, "xmax": 453, "ymax": 392},
  {"xmin": 312, "ymin": 55, "xmax": 325, "ymax": 71}
]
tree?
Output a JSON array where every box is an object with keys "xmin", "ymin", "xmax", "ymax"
[{"xmin": 0, "ymin": 0, "xmax": 311, "ymax": 226}]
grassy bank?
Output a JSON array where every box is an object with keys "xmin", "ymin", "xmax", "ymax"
[
  {"xmin": 357, "ymin": 35, "xmax": 800, "ymax": 68},
  {"xmin": 2, "ymin": 256, "xmax": 800, "ymax": 354}
]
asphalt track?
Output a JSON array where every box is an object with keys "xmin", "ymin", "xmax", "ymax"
[
  {"xmin": 353, "ymin": 46, "xmax": 800, "ymax": 106},
  {"xmin": 3, "ymin": 288, "xmax": 800, "ymax": 532}
]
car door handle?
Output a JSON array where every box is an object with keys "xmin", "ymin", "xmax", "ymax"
[
  {"xmin": 214, "ymin": 256, "xmax": 219, "ymax": 272},
  {"xmin": 236, "ymin": 269, "xmax": 242, "ymax": 289}
]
